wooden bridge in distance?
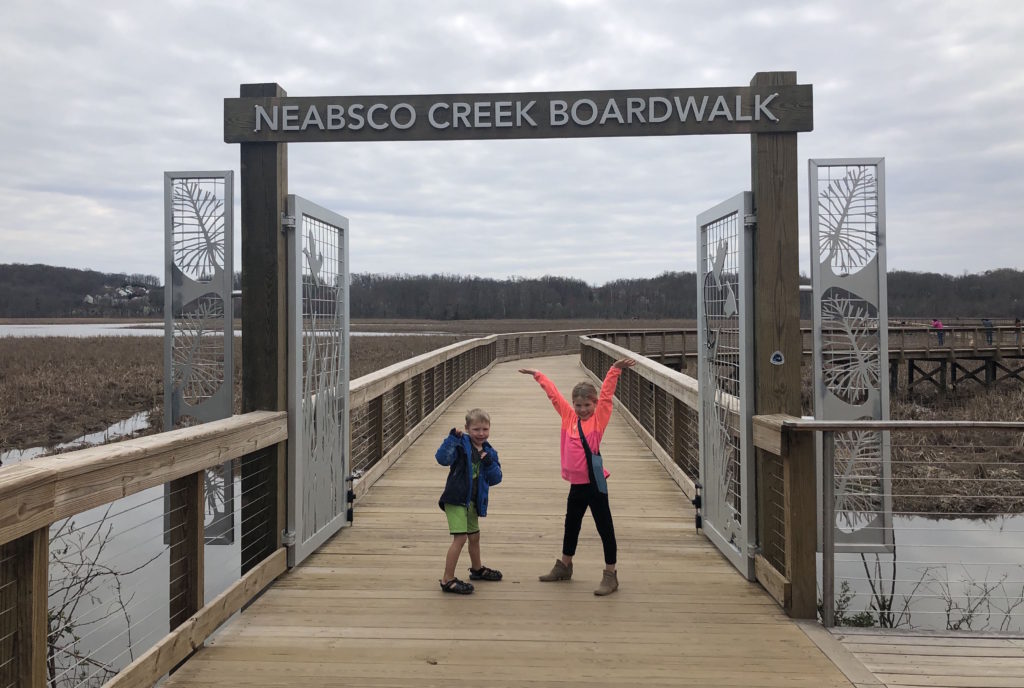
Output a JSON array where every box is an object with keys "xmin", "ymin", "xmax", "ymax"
[{"xmin": 163, "ymin": 356, "xmax": 852, "ymax": 688}]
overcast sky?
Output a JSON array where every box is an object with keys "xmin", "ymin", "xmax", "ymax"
[{"xmin": 2, "ymin": 0, "xmax": 1022, "ymax": 285}]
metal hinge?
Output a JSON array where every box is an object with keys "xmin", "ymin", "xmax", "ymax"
[
  {"xmin": 744, "ymin": 213, "xmax": 757, "ymax": 227},
  {"xmin": 281, "ymin": 529, "xmax": 296, "ymax": 546},
  {"xmin": 281, "ymin": 214, "xmax": 296, "ymax": 232}
]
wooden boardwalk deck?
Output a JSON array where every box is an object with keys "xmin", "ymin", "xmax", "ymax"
[
  {"xmin": 836, "ymin": 630, "xmax": 1024, "ymax": 688},
  {"xmin": 164, "ymin": 356, "xmax": 853, "ymax": 687}
]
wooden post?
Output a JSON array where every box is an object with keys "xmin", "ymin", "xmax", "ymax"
[
  {"xmin": 168, "ymin": 472, "xmax": 205, "ymax": 631},
  {"xmin": 0, "ymin": 528, "xmax": 48, "ymax": 687},
  {"xmin": 239, "ymin": 82, "xmax": 289, "ymax": 572},
  {"xmin": 749, "ymin": 71, "xmax": 812, "ymax": 617}
]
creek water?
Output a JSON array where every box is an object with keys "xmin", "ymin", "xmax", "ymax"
[{"xmin": 827, "ymin": 514, "xmax": 1024, "ymax": 633}]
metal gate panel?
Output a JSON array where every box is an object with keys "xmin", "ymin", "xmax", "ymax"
[
  {"xmin": 696, "ymin": 191, "xmax": 755, "ymax": 579},
  {"xmin": 810, "ymin": 158, "xmax": 893, "ymax": 553},
  {"xmin": 286, "ymin": 195, "xmax": 351, "ymax": 567},
  {"xmin": 163, "ymin": 171, "xmax": 235, "ymax": 545}
]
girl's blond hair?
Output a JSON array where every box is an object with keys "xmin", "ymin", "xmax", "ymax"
[
  {"xmin": 465, "ymin": 408, "xmax": 491, "ymax": 426},
  {"xmin": 571, "ymin": 381, "xmax": 598, "ymax": 402}
]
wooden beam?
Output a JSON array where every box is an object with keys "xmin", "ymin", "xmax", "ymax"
[
  {"xmin": 168, "ymin": 471, "xmax": 205, "ymax": 631},
  {"xmin": 0, "ymin": 528, "xmax": 48, "ymax": 688},
  {"xmin": 749, "ymin": 70, "xmax": 803, "ymax": 421},
  {"xmin": 240, "ymin": 82, "xmax": 289, "ymax": 571},
  {"xmin": 783, "ymin": 429, "xmax": 817, "ymax": 619},
  {"xmin": 0, "ymin": 412, "xmax": 287, "ymax": 547},
  {"xmin": 754, "ymin": 553, "xmax": 791, "ymax": 610},
  {"xmin": 105, "ymin": 548, "xmax": 287, "ymax": 688},
  {"xmin": 752, "ymin": 413, "xmax": 789, "ymax": 456}
]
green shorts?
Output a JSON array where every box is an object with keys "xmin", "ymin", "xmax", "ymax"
[{"xmin": 444, "ymin": 502, "xmax": 479, "ymax": 535}]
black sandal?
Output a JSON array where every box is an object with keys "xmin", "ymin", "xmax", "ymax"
[
  {"xmin": 469, "ymin": 566, "xmax": 503, "ymax": 581},
  {"xmin": 440, "ymin": 577, "xmax": 474, "ymax": 594}
]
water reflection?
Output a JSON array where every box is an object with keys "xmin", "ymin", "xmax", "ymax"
[
  {"xmin": 0, "ymin": 411, "xmax": 152, "ymax": 466},
  {"xmin": 827, "ymin": 514, "xmax": 1024, "ymax": 632}
]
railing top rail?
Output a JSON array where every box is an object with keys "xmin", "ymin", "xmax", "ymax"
[
  {"xmin": 0, "ymin": 410, "xmax": 287, "ymax": 547},
  {"xmin": 754, "ymin": 412, "xmax": 1024, "ymax": 439},
  {"xmin": 581, "ymin": 336, "xmax": 707, "ymax": 412},
  {"xmin": 350, "ymin": 335, "xmax": 497, "ymax": 405}
]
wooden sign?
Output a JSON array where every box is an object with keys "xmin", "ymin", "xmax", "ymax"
[{"xmin": 224, "ymin": 84, "xmax": 812, "ymax": 143}]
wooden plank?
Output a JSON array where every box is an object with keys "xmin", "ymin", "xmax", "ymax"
[
  {"xmin": 240, "ymin": 82, "xmax": 289, "ymax": 571},
  {"xmin": 163, "ymin": 357, "xmax": 853, "ymax": 688},
  {"xmin": 754, "ymin": 553, "xmax": 790, "ymax": 608},
  {"xmin": 0, "ymin": 411, "xmax": 287, "ymax": 546},
  {"xmin": 168, "ymin": 471, "xmax": 205, "ymax": 630},
  {"xmin": 753, "ymin": 413, "xmax": 790, "ymax": 455},
  {"xmin": 105, "ymin": 548, "xmax": 287, "ymax": 688}
]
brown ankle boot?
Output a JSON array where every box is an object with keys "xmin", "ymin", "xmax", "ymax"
[
  {"xmin": 538, "ymin": 559, "xmax": 572, "ymax": 581},
  {"xmin": 594, "ymin": 570, "xmax": 618, "ymax": 596}
]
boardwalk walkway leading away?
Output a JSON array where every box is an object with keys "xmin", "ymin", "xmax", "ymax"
[{"xmin": 164, "ymin": 356, "xmax": 853, "ymax": 687}]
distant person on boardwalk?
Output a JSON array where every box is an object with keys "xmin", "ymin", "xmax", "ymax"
[
  {"xmin": 518, "ymin": 357, "xmax": 636, "ymax": 596},
  {"xmin": 982, "ymin": 318, "xmax": 994, "ymax": 345},
  {"xmin": 435, "ymin": 408, "xmax": 503, "ymax": 594},
  {"xmin": 932, "ymin": 318, "xmax": 945, "ymax": 345}
]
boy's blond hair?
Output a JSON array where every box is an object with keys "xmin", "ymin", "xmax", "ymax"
[
  {"xmin": 465, "ymin": 408, "xmax": 491, "ymax": 426},
  {"xmin": 571, "ymin": 381, "xmax": 598, "ymax": 402}
]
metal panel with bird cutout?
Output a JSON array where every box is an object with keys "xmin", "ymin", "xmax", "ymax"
[
  {"xmin": 696, "ymin": 191, "xmax": 755, "ymax": 579},
  {"xmin": 286, "ymin": 195, "xmax": 351, "ymax": 567}
]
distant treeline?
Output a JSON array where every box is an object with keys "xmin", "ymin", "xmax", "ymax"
[{"xmin": 2, "ymin": 264, "xmax": 1023, "ymax": 320}]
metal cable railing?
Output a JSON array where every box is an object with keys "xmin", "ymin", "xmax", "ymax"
[
  {"xmin": 45, "ymin": 488, "xmax": 172, "ymax": 687},
  {"xmin": 580, "ymin": 337, "xmax": 704, "ymax": 495},
  {"xmin": 816, "ymin": 422, "xmax": 1024, "ymax": 633}
]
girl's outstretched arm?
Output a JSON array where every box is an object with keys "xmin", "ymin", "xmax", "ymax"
[{"xmin": 519, "ymin": 369, "xmax": 571, "ymax": 417}]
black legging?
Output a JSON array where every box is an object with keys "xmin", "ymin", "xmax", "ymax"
[{"xmin": 561, "ymin": 482, "xmax": 617, "ymax": 565}]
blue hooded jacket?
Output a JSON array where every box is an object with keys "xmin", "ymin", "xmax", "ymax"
[{"xmin": 435, "ymin": 429, "xmax": 502, "ymax": 516}]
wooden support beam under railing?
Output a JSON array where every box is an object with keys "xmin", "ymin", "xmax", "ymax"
[
  {"xmin": 0, "ymin": 527, "xmax": 47, "ymax": 688},
  {"xmin": 751, "ymin": 413, "xmax": 816, "ymax": 619}
]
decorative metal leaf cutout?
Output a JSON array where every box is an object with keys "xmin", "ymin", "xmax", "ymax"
[
  {"xmin": 833, "ymin": 425, "xmax": 883, "ymax": 533},
  {"xmin": 172, "ymin": 295, "xmax": 226, "ymax": 405},
  {"xmin": 818, "ymin": 166, "xmax": 877, "ymax": 274},
  {"xmin": 172, "ymin": 180, "xmax": 225, "ymax": 282},
  {"xmin": 821, "ymin": 287, "xmax": 880, "ymax": 405}
]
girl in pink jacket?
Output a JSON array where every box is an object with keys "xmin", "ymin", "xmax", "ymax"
[{"xmin": 519, "ymin": 358, "xmax": 635, "ymax": 596}]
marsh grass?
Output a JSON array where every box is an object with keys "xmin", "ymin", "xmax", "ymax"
[
  {"xmin": 3, "ymin": 324, "xmax": 1022, "ymax": 515},
  {"xmin": 1, "ymin": 333, "xmax": 464, "ymax": 451}
]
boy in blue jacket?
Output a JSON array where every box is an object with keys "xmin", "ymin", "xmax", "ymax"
[{"xmin": 435, "ymin": 408, "xmax": 503, "ymax": 594}]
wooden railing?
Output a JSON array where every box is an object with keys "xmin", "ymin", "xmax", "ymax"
[
  {"xmin": 590, "ymin": 324, "xmax": 1024, "ymax": 364},
  {"xmin": 348, "ymin": 330, "xmax": 585, "ymax": 499},
  {"xmin": 580, "ymin": 336, "xmax": 817, "ymax": 619},
  {"xmin": 0, "ymin": 329, "xmax": 588, "ymax": 687},
  {"xmin": 0, "ymin": 411, "xmax": 287, "ymax": 688}
]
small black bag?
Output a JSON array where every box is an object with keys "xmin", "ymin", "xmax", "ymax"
[{"xmin": 577, "ymin": 419, "xmax": 607, "ymax": 494}]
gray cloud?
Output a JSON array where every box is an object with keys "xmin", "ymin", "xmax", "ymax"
[{"xmin": 2, "ymin": 0, "xmax": 1022, "ymax": 284}]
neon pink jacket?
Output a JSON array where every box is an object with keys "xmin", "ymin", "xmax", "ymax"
[{"xmin": 530, "ymin": 367, "xmax": 622, "ymax": 484}]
